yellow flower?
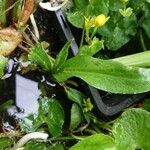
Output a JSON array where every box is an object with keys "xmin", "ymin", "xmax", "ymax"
[
  {"xmin": 94, "ymin": 14, "xmax": 110, "ymax": 27},
  {"xmin": 84, "ymin": 17, "xmax": 94, "ymax": 28}
]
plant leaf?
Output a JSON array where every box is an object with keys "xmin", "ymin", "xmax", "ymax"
[
  {"xmin": 50, "ymin": 144, "xmax": 64, "ymax": 150},
  {"xmin": 21, "ymin": 97, "xmax": 64, "ymax": 137},
  {"xmin": 12, "ymin": 0, "xmax": 23, "ymax": 21},
  {"xmin": 0, "ymin": 100, "xmax": 13, "ymax": 112},
  {"xmin": 143, "ymin": 99, "xmax": 150, "ymax": 112},
  {"xmin": 69, "ymin": 134, "xmax": 115, "ymax": 150},
  {"xmin": 64, "ymin": 86, "xmax": 85, "ymax": 107},
  {"xmin": 73, "ymin": 0, "xmax": 89, "ymax": 10},
  {"xmin": 28, "ymin": 43, "xmax": 54, "ymax": 72},
  {"xmin": 67, "ymin": 0, "xmax": 138, "ymax": 50},
  {"xmin": 24, "ymin": 141, "xmax": 47, "ymax": 150},
  {"xmin": 113, "ymin": 51, "xmax": 150, "ymax": 67},
  {"xmin": 113, "ymin": 108, "xmax": 150, "ymax": 150},
  {"xmin": 0, "ymin": 137, "xmax": 12, "ymax": 149},
  {"xmin": 54, "ymin": 55, "xmax": 150, "ymax": 94},
  {"xmin": 99, "ymin": 26, "xmax": 130, "ymax": 50},
  {"xmin": 79, "ymin": 38, "xmax": 103, "ymax": 56},
  {"xmin": 20, "ymin": 115, "xmax": 39, "ymax": 133},
  {"xmin": 119, "ymin": 7, "xmax": 133, "ymax": 17},
  {"xmin": 70, "ymin": 103, "xmax": 83, "ymax": 131},
  {"xmin": 67, "ymin": 0, "xmax": 109, "ymax": 29},
  {"xmin": 0, "ymin": 0, "xmax": 7, "ymax": 26},
  {"xmin": 0, "ymin": 28, "xmax": 22, "ymax": 56},
  {"xmin": 54, "ymin": 40, "xmax": 72, "ymax": 72},
  {"xmin": 46, "ymin": 99, "xmax": 64, "ymax": 137},
  {"xmin": 0, "ymin": 55, "xmax": 7, "ymax": 79},
  {"xmin": 142, "ymin": 14, "xmax": 150, "ymax": 39},
  {"xmin": 109, "ymin": 0, "xmax": 124, "ymax": 11}
]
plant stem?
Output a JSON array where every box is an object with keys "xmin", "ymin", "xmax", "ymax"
[
  {"xmin": 50, "ymin": 135, "xmax": 87, "ymax": 141},
  {"xmin": 50, "ymin": 136, "xmax": 77, "ymax": 141},
  {"xmin": 139, "ymin": 30, "xmax": 147, "ymax": 51},
  {"xmin": 90, "ymin": 27, "xmax": 98, "ymax": 40},
  {"xmin": 30, "ymin": 14, "xmax": 40, "ymax": 40},
  {"xmin": 113, "ymin": 51, "xmax": 150, "ymax": 67},
  {"xmin": 91, "ymin": 123, "xmax": 102, "ymax": 133},
  {"xmin": 92, "ymin": 119, "xmax": 112, "ymax": 132},
  {"xmin": 80, "ymin": 28, "xmax": 85, "ymax": 48},
  {"xmin": 71, "ymin": 134, "xmax": 85, "ymax": 140},
  {"xmin": 85, "ymin": 28, "xmax": 90, "ymax": 44},
  {"xmin": 85, "ymin": 128, "xmax": 98, "ymax": 134}
]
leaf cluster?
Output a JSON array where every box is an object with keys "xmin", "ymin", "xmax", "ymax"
[
  {"xmin": 29, "ymin": 41, "xmax": 150, "ymax": 94},
  {"xmin": 67, "ymin": 0, "xmax": 150, "ymax": 50}
]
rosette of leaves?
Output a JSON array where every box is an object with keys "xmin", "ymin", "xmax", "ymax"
[{"xmin": 29, "ymin": 41, "xmax": 150, "ymax": 94}]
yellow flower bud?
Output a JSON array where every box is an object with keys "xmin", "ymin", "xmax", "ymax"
[{"xmin": 94, "ymin": 14, "xmax": 110, "ymax": 27}]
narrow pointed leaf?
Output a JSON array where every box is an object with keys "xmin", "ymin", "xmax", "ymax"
[
  {"xmin": 47, "ymin": 99, "xmax": 64, "ymax": 137},
  {"xmin": 0, "ymin": 0, "xmax": 7, "ymax": 26},
  {"xmin": 54, "ymin": 40, "xmax": 72, "ymax": 72},
  {"xmin": 70, "ymin": 103, "xmax": 83, "ymax": 131},
  {"xmin": 54, "ymin": 55, "xmax": 150, "ymax": 94},
  {"xmin": 64, "ymin": 86, "xmax": 85, "ymax": 107},
  {"xmin": 13, "ymin": 0, "xmax": 24, "ymax": 21},
  {"xmin": 28, "ymin": 43, "xmax": 54, "ymax": 72}
]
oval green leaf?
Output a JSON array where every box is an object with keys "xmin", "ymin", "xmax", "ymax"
[
  {"xmin": 69, "ymin": 134, "xmax": 115, "ymax": 150},
  {"xmin": 113, "ymin": 108, "xmax": 150, "ymax": 150},
  {"xmin": 70, "ymin": 103, "xmax": 83, "ymax": 131}
]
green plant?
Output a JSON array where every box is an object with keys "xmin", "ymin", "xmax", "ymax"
[
  {"xmin": 2, "ymin": 99, "xmax": 149, "ymax": 150},
  {"xmin": 1, "ymin": 1, "xmax": 150, "ymax": 150},
  {"xmin": 67, "ymin": 0, "xmax": 150, "ymax": 51},
  {"xmin": 26, "ymin": 41, "xmax": 150, "ymax": 94},
  {"xmin": 70, "ymin": 108, "xmax": 150, "ymax": 150}
]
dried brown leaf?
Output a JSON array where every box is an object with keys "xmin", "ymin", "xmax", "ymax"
[
  {"xmin": 19, "ymin": 0, "xmax": 35, "ymax": 25},
  {"xmin": 0, "ymin": 27, "xmax": 22, "ymax": 56}
]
